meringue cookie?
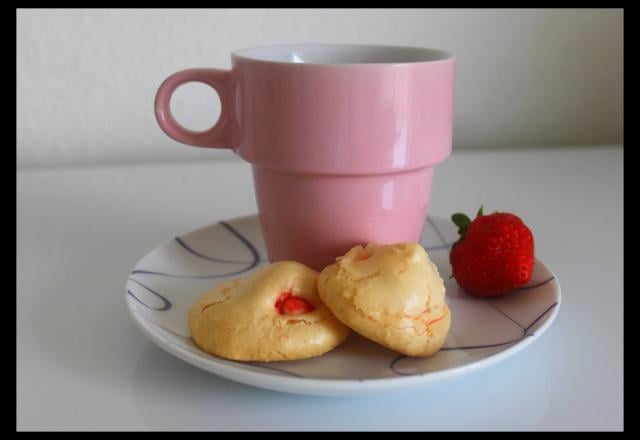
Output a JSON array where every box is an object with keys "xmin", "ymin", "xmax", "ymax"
[
  {"xmin": 189, "ymin": 261, "xmax": 350, "ymax": 362},
  {"xmin": 318, "ymin": 243, "xmax": 450, "ymax": 357}
]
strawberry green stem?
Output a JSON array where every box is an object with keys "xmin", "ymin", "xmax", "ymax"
[{"xmin": 452, "ymin": 205, "xmax": 485, "ymax": 240}]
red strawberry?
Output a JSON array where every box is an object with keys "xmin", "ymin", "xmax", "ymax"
[
  {"xmin": 275, "ymin": 291, "xmax": 315, "ymax": 315},
  {"xmin": 281, "ymin": 296, "xmax": 314, "ymax": 315},
  {"xmin": 450, "ymin": 206, "xmax": 535, "ymax": 297}
]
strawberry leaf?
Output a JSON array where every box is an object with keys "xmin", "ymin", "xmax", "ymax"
[
  {"xmin": 476, "ymin": 205, "xmax": 484, "ymax": 218},
  {"xmin": 451, "ymin": 213, "xmax": 471, "ymax": 237}
]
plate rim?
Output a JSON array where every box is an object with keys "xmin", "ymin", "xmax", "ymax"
[{"xmin": 125, "ymin": 215, "xmax": 561, "ymax": 395}]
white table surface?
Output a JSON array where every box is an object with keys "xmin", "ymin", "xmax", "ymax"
[{"xmin": 17, "ymin": 146, "xmax": 623, "ymax": 431}]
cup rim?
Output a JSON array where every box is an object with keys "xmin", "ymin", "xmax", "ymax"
[{"xmin": 232, "ymin": 43, "xmax": 455, "ymax": 67}]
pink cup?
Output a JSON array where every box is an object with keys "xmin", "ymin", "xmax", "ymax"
[{"xmin": 155, "ymin": 44, "xmax": 455, "ymax": 270}]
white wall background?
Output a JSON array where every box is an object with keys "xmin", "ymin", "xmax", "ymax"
[{"xmin": 17, "ymin": 9, "xmax": 623, "ymax": 169}]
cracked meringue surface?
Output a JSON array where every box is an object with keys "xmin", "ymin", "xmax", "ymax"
[{"xmin": 318, "ymin": 243, "xmax": 451, "ymax": 357}]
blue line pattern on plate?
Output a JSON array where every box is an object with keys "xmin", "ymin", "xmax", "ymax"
[
  {"xmin": 127, "ymin": 279, "xmax": 172, "ymax": 311},
  {"xmin": 218, "ymin": 221, "xmax": 261, "ymax": 272},
  {"xmin": 427, "ymin": 216, "xmax": 452, "ymax": 251},
  {"xmin": 424, "ymin": 243, "xmax": 454, "ymax": 252},
  {"xmin": 130, "ymin": 221, "xmax": 262, "ymax": 279},
  {"xmin": 485, "ymin": 301, "xmax": 526, "ymax": 331},
  {"xmin": 485, "ymin": 276, "xmax": 556, "ymax": 332},
  {"xmin": 518, "ymin": 276, "xmax": 556, "ymax": 291},
  {"xmin": 174, "ymin": 236, "xmax": 249, "ymax": 264},
  {"xmin": 245, "ymin": 363, "xmax": 305, "ymax": 378},
  {"xmin": 524, "ymin": 302, "xmax": 558, "ymax": 332}
]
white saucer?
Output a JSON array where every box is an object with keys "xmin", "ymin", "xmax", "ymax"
[{"xmin": 125, "ymin": 215, "xmax": 560, "ymax": 396}]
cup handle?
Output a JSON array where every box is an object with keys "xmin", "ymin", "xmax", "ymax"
[{"xmin": 154, "ymin": 68, "xmax": 232, "ymax": 148}]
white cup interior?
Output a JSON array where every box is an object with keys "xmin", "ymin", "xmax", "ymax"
[{"xmin": 233, "ymin": 44, "xmax": 453, "ymax": 65}]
